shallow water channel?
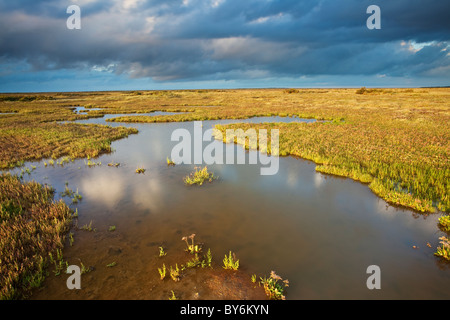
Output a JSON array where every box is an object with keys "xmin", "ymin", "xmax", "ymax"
[{"xmin": 13, "ymin": 111, "xmax": 449, "ymax": 299}]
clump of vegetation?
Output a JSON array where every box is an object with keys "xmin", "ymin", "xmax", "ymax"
[
  {"xmin": 183, "ymin": 248, "xmax": 213, "ymax": 269},
  {"xmin": 166, "ymin": 157, "xmax": 175, "ymax": 166},
  {"xmin": 60, "ymin": 183, "xmax": 83, "ymax": 204},
  {"xmin": 79, "ymin": 262, "xmax": 92, "ymax": 274},
  {"xmin": 438, "ymin": 215, "xmax": 450, "ymax": 232},
  {"xmin": 204, "ymin": 248, "xmax": 213, "ymax": 268},
  {"xmin": 223, "ymin": 251, "xmax": 239, "ymax": 270},
  {"xmin": 79, "ymin": 220, "xmax": 95, "ymax": 232},
  {"xmin": 356, "ymin": 87, "xmax": 392, "ymax": 94},
  {"xmin": 169, "ymin": 290, "xmax": 178, "ymax": 300},
  {"xmin": 182, "ymin": 233, "xmax": 201, "ymax": 254},
  {"xmin": 57, "ymin": 156, "xmax": 71, "ymax": 166},
  {"xmin": 108, "ymin": 225, "xmax": 116, "ymax": 232},
  {"xmin": 135, "ymin": 167, "xmax": 146, "ymax": 174},
  {"xmin": 259, "ymin": 271, "xmax": 289, "ymax": 300},
  {"xmin": 106, "ymin": 262, "xmax": 117, "ymax": 268},
  {"xmin": 183, "ymin": 166, "xmax": 216, "ymax": 186},
  {"xmin": 68, "ymin": 232, "xmax": 74, "ymax": 246},
  {"xmin": 85, "ymin": 159, "xmax": 101, "ymax": 167},
  {"xmin": 0, "ymin": 173, "xmax": 73, "ymax": 299},
  {"xmin": 48, "ymin": 248, "xmax": 68, "ymax": 276},
  {"xmin": 159, "ymin": 246, "xmax": 167, "ymax": 257},
  {"xmin": 434, "ymin": 236, "xmax": 450, "ymax": 261},
  {"xmin": 108, "ymin": 162, "xmax": 120, "ymax": 167},
  {"xmin": 158, "ymin": 264, "xmax": 167, "ymax": 280},
  {"xmin": 169, "ymin": 264, "xmax": 181, "ymax": 282}
]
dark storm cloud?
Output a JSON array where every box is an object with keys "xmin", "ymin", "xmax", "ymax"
[{"xmin": 0, "ymin": 0, "xmax": 448, "ymax": 83}]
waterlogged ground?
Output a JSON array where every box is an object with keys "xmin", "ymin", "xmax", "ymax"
[{"xmin": 9, "ymin": 111, "xmax": 449, "ymax": 300}]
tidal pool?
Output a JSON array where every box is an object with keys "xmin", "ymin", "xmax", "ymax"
[{"xmin": 14, "ymin": 114, "xmax": 449, "ymax": 300}]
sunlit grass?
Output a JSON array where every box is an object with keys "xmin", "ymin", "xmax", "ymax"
[
  {"xmin": 435, "ymin": 236, "xmax": 450, "ymax": 261},
  {"xmin": 259, "ymin": 271, "xmax": 289, "ymax": 300},
  {"xmin": 438, "ymin": 215, "xmax": 450, "ymax": 232},
  {"xmin": 183, "ymin": 166, "xmax": 216, "ymax": 186},
  {"xmin": 223, "ymin": 251, "xmax": 239, "ymax": 271},
  {"xmin": 0, "ymin": 173, "xmax": 73, "ymax": 299}
]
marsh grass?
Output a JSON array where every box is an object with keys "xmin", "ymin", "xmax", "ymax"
[
  {"xmin": 0, "ymin": 119, "xmax": 137, "ymax": 170},
  {"xmin": 136, "ymin": 167, "xmax": 146, "ymax": 174},
  {"xmin": 183, "ymin": 166, "xmax": 216, "ymax": 186},
  {"xmin": 60, "ymin": 184, "xmax": 82, "ymax": 204},
  {"xmin": 158, "ymin": 264, "xmax": 167, "ymax": 280},
  {"xmin": 159, "ymin": 246, "xmax": 167, "ymax": 257},
  {"xmin": 166, "ymin": 157, "xmax": 175, "ymax": 166},
  {"xmin": 223, "ymin": 251, "xmax": 239, "ymax": 270},
  {"xmin": 216, "ymin": 115, "xmax": 449, "ymax": 214},
  {"xmin": 435, "ymin": 237, "xmax": 450, "ymax": 261},
  {"xmin": 259, "ymin": 271, "xmax": 289, "ymax": 300},
  {"xmin": 107, "ymin": 162, "xmax": 120, "ymax": 167},
  {"xmin": 169, "ymin": 264, "xmax": 181, "ymax": 282},
  {"xmin": 79, "ymin": 220, "xmax": 95, "ymax": 232},
  {"xmin": 182, "ymin": 233, "xmax": 201, "ymax": 254},
  {"xmin": 85, "ymin": 159, "xmax": 101, "ymax": 167},
  {"xmin": 0, "ymin": 173, "xmax": 73, "ymax": 299},
  {"xmin": 438, "ymin": 215, "xmax": 450, "ymax": 232},
  {"xmin": 169, "ymin": 290, "xmax": 178, "ymax": 300}
]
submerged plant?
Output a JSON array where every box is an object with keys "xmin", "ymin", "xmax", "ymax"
[
  {"xmin": 169, "ymin": 264, "xmax": 181, "ymax": 282},
  {"xmin": 159, "ymin": 246, "xmax": 167, "ymax": 257},
  {"xmin": 68, "ymin": 232, "xmax": 74, "ymax": 246},
  {"xmin": 71, "ymin": 189, "xmax": 82, "ymax": 204},
  {"xmin": 169, "ymin": 290, "xmax": 178, "ymax": 300},
  {"xmin": 80, "ymin": 262, "xmax": 92, "ymax": 274},
  {"xmin": 260, "ymin": 271, "xmax": 289, "ymax": 300},
  {"xmin": 80, "ymin": 220, "xmax": 95, "ymax": 232},
  {"xmin": 136, "ymin": 166, "xmax": 146, "ymax": 174},
  {"xmin": 85, "ymin": 159, "xmax": 101, "ymax": 167},
  {"xmin": 158, "ymin": 264, "xmax": 167, "ymax": 280},
  {"xmin": 166, "ymin": 157, "xmax": 175, "ymax": 166},
  {"xmin": 223, "ymin": 251, "xmax": 239, "ymax": 271},
  {"xmin": 49, "ymin": 249, "xmax": 68, "ymax": 276},
  {"xmin": 183, "ymin": 166, "xmax": 216, "ymax": 186},
  {"xmin": 107, "ymin": 162, "xmax": 120, "ymax": 167},
  {"xmin": 438, "ymin": 215, "xmax": 450, "ymax": 232}
]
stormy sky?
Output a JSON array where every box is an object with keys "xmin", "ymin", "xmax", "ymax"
[{"xmin": 0, "ymin": 0, "xmax": 449, "ymax": 92}]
